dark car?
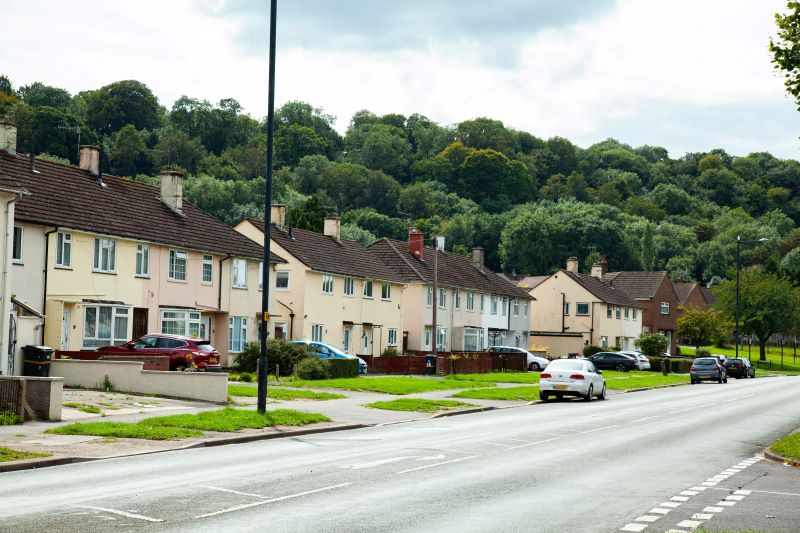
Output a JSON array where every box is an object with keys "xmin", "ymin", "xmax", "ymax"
[
  {"xmin": 584, "ymin": 352, "xmax": 638, "ymax": 372},
  {"xmin": 723, "ymin": 357, "xmax": 755, "ymax": 379},
  {"xmin": 95, "ymin": 334, "xmax": 222, "ymax": 372},
  {"xmin": 690, "ymin": 357, "xmax": 727, "ymax": 384}
]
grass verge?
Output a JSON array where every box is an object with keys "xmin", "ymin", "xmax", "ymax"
[
  {"xmin": 680, "ymin": 345, "xmax": 800, "ymax": 373},
  {"xmin": 771, "ymin": 432, "xmax": 800, "ymax": 463},
  {"xmin": 46, "ymin": 422, "xmax": 202, "ymax": 440},
  {"xmin": 0, "ymin": 413, "xmax": 22, "ymax": 425},
  {"xmin": 603, "ymin": 371, "xmax": 688, "ymax": 390},
  {"xmin": 141, "ymin": 408, "xmax": 330, "ymax": 432},
  {"xmin": 364, "ymin": 398, "xmax": 476, "ymax": 413},
  {"xmin": 63, "ymin": 402, "xmax": 102, "ymax": 414},
  {"xmin": 0, "ymin": 447, "xmax": 52, "ymax": 463},
  {"xmin": 228, "ymin": 385, "xmax": 345, "ymax": 401},
  {"xmin": 453, "ymin": 386, "xmax": 540, "ymax": 401},
  {"xmin": 448, "ymin": 372, "xmax": 540, "ymax": 384},
  {"xmin": 288, "ymin": 377, "xmax": 493, "ymax": 395}
]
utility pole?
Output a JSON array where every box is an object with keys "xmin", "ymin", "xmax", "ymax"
[
  {"xmin": 258, "ymin": 0, "xmax": 277, "ymax": 414},
  {"xmin": 431, "ymin": 237, "xmax": 438, "ymax": 357}
]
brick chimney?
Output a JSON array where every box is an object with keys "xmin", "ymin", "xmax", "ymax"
[
  {"xmin": 324, "ymin": 215, "xmax": 340, "ymax": 242},
  {"xmin": 472, "ymin": 246, "xmax": 485, "ymax": 272},
  {"xmin": 160, "ymin": 169, "xmax": 184, "ymax": 214},
  {"xmin": 591, "ymin": 262, "xmax": 604, "ymax": 279},
  {"xmin": 0, "ymin": 117, "xmax": 17, "ymax": 155},
  {"xmin": 79, "ymin": 145, "xmax": 101, "ymax": 176},
  {"xmin": 271, "ymin": 203, "xmax": 286, "ymax": 229},
  {"xmin": 408, "ymin": 228, "xmax": 424, "ymax": 261},
  {"xmin": 566, "ymin": 257, "xmax": 578, "ymax": 273}
]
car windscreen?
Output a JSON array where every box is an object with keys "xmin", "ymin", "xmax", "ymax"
[
  {"xmin": 196, "ymin": 343, "xmax": 216, "ymax": 352},
  {"xmin": 694, "ymin": 359, "xmax": 717, "ymax": 366},
  {"xmin": 547, "ymin": 360, "xmax": 584, "ymax": 371}
]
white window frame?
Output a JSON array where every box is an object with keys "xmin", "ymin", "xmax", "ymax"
[
  {"xmin": 466, "ymin": 292, "xmax": 474, "ymax": 311},
  {"xmin": 607, "ymin": 305, "xmax": 612, "ymax": 318},
  {"xmin": 438, "ymin": 287, "xmax": 446, "ymax": 309},
  {"xmin": 523, "ymin": 302, "xmax": 528, "ymax": 317},
  {"xmin": 344, "ymin": 277, "xmax": 354, "ymax": 297},
  {"xmin": 82, "ymin": 305, "xmax": 130, "ymax": 348},
  {"xmin": 454, "ymin": 290, "xmax": 461, "ymax": 310},
  {"xmin": 93, "ymin": 237, "xmax": 116, "ymax": 273},
  {"xmin": 436, "ymin": 327, "xmax": 447, "ymax": 351},
  {"xmin": 311, "ymin": 323, "xmax": 324, "ymax": 342},
  {"xmin": 426, "ymin": 285, "xmax": 433, "ymax": 307},
  {"xmin": 661, "ymin": 302, "xmax": 670, "ymax": 315},
  {"xmin": 202, "ymin": 254, "xmax": 213, "ymax": 284},
  {"xmin": 480, "ymin": 294, "xmax": 485, "ymax": 313},
  {"xmin": 135, "ymin": 243, "xmax": 149, "ymax": 277},
  {"xmin": 229, "ymin": 316, "xmax": 248, "ymax": 352},
  {"xmin": 576, "ymin": 302, "xmax": 589, "ymax": 316},
  {"xmin": 464, "ymin": 328, "xmax": 479, "ymax": 352},
  {"xmin": 343, "ymin": 327, "xmax": 351, "ymax": 353},
  {"xmin": 501, "ymin": 298, "xmax": 507, "ymax": 316},
  {"xmin": 512, "ymin": 300, "xmax": 520, "ymax": 316},
  {"xmin": 168, "ymin": 249, "xmax": 188, "ymax": 281},
  {"xmin": 381, "ymin": 282, "xmax": 391, "ymax": 301},
  {"xmin": 615, "ymin": 306, "xmax": 621, "ymax": 319},
  {"xmin": 624, "ymin": 307, "xmax": 630, "ymax": 319},
  {"xmin": 56, "ymin": 232, "xmax": 72, "ymax": 268},
  {"xmin": 12, "ymin": 226, "xmax": 22, "ymax": 263},
  {"xmin": 492, "ymin": 296, "xmax": 499, "ymax": 315},
  {"xmin": 160, "ymin": 309, "xmax": 201, "ymax": 337},
  {"xmin": 388, "ymin": 328, "xmax": 397, "ymax": 346},
  {"xmin": 321, "ymin": 273, "xmax": 334, "ymax": 294},
  {"xmin": 232, "ymin": 258, "xmax": 248, "ymax": 288},
  {"xmin": 632, "ymin": 308, "xmax": 638, "ymax": 319},
  {"xmin": 363, "ymin": 280, "xmax": 373, "ymax": 299},
  {"xmin": 276, "ymin": 270, "xmax": 290, "ymax": 291},
  {"xmin": 424, "ymin": 327, "xmax": 432, "ymax": 349}
]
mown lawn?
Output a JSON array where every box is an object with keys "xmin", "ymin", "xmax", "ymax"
[
  {"xmin": 452, "ymin": 386, "xmax": 540, "ymax": 401},
  {"xmin": 771, "ymin": 431, "xmax": 800, "ymax": 463},
  {"xmin": 287, "ymin": 377, "xmax": 494, "ymax": 395},
  {"xmin": 680, "ymin": 345, "xmax": 800, "ymax": 373},
  {"xmin": 364, "ymin": 399, "xmax": 476, "ymax": 413},
  {"xmin": 0, "ymin": 447, "xmax": 52, "ymax": 462},
  {"xmin": 46, "ymin": 422, "xmax": 202, "ymax": 440},
  {"xmin": 448, "ymin": 372, "xmax": 540, "ymax": 384},
  {"xmin": 603, "ymin": 371, "xmax": 688, "ymax": 390},
  {"xmin": 228, "ymin": 385, "xmax": 346, "ymax": 400}
]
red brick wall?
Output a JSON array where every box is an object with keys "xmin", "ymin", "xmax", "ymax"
[
  {"xmin": 681, "ymin": 287, "xmax": 708, "ymax": 309},
  {"xmin": 641, "ymin": 277, "xmax": 680, "ymax": 354}
]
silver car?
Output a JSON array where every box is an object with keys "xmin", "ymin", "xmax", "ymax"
[
  {"xmin": 488, "ymin": 346, "xmax": 550, "ymax": 371},
  {"xmin": 690, "ymin": 357, "xmax": 727, "ymax": 384},
  {"xmin": 618, "ymin": 351, "xmax": 650, "ymax": 370},
  {"xmin": 540, "ymin": 359, "xmax": 606, "ymax": 401}
]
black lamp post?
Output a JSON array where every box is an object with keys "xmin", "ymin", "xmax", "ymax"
[{"xmin": 734, "ymin": 236, "xmax": 768, "ymax": 359}]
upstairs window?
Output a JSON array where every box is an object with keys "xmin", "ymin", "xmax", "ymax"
[
  {"xmin": 480, "ymin": 294, "xmax": 485, "ymax": 312},
  {"xmin": 576, "ymin": 302, "xmax": 589, "ymax": 316},
  {"xmin": 438, "ymin": 287, "xmax": 447, "ymax": 309},
  {"xmin": 135, "ymin": 244, "xmax": 149, "ymax": 277},
  {"xmin": 381, "ymin": 282, "xmax": 391, "ymax": 300},
  {"xmin": 660, "ymin": 302, "xmax": 670, "ymax": 315},
  {"xmin": 56, "ymin": 232, "xmax": 72, "ymax": 268},
  {"xmin": 501, "ymin": 298, "xmax": 507, "ymax": 316},
  {"xmin": 633, "ymin": 308, "xmax": 638, "ymax": 319},
  {"xmin": 93, "ymin": 238, "xmax": 116, "ymax": 273},
  {"xmin": 466, "ymin": 292, "xmax": 474, "ymax": 311},
  {"xmin": 322, "ymin": 273, "xmax": 334, "ymax": 294},
  {"xmin": 624, "ymin": 307, "xmax": 630, "ymax": 319},
  {"xmin": 344, "ymin": 277, "xmax": 354, "ymax": 296},
  {"xmin": 426, "ymin": 286, "xmax": 433, "ymax": 307},
  {"xmin": 492, "ymin": 296, "xmax": 499, "ymax": 315},
  {"xmin": 12, "ymin": 226, "xmax": 22, "ymax": 262},
  {"xmin": 454, "ymin": 290, "xmax": 461, "ymax": 310},
  {"xmin": 168, "ymin": 249, "xmax": 187, "ymax": 281},
  {"xmin": 202, "ymin": 254, "xmax": 213, "ymax": 284},
  {"xmin": 607, "ymin": 305, "xmax": 612, "ymax": 318},
  {"xmin": 363, "ymin": 280, "xmax": 373, "ymax": 298},
  {"xmin": 512, "ymin": 300, "xmax": 520, "ymax": 316},
  {"xmin": 232, "ymin": 258, "xmax": 247, "ymax": 288},
  {"xmin": 276, "ymin": 271, "xmax": 290, "ymax": 290},
  {"xmin": 615, "ymin": 306, "xmax": 621, "ymax": 319}
]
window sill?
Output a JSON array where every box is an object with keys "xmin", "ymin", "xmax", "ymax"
[
  {"xmin": 343, "ymin": 293, "xmax": 354, "ymax": 298},
  {"xmin": 55, "ymin": 265, "xmax": 73, "ymax": 270},
  {"xmin": 576, "ymin": 314, "xmax": 589, "ymax": 317},
  {"xmin": 167, "ymin": 278, "xmax": 187, "ymax": 283},
  {"xmin": 322, "ymin": 292, "xmax": 334, "ymax": 296},
  {"xmin": 232, "ymin": 285, "xmax": 248, "ymax": 290},
  {"xmin": 363, "ymin": 296, "xmax": 373, "ymax": 300},
  {"xmin": 201, "ymin": 281, "xmax": 213, "ymax": 286},
  {"xmin": 381, "ymin": 298, "xmax": 391, "ymax": 302},
  {"xmin": 276, "ymin": 288, "xmax": 290, "ymax": 292},
  {"xmin": 135, "ymin": 274, "xmax": 150, "ymax": 279},
  {"xmin": 92, "ymin": 270, "xmax": 116, "ymax": 275}
]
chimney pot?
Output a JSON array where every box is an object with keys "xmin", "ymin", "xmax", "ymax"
[
  {"xmin": 79, "ymin": 145, "xmax": 101, "ymax": 176},
  {"xmin": 408, "ymin": 227, "xmax": 424, "ymax": 261},
  {"xmin": 472, "ymin": 246, "xmax": 485, "ymax": 272},
  {"xmin": 591, "ymin": 262, "xmax": 604, "ymax": 279},
  {"xmin": 271, "ymin": 203, "xmax": 286, "ymax": 229},
  {"xmin": 160, "ymin": 168, "xmax": 184, "ymax": 214},
  {"xmin": 323, "ymin": 216, "xmax": 340, "ymax": 242},
  {"xmin": 0, "ymin": 117, "xmax": 17, "ymax": 155},
  {"xmin": 566, "ymin": 257, "xmax": 579, "ymax": 273}
]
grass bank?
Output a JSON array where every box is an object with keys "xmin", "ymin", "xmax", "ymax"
[
  {"xmin": 771, "ymin": 431, "xmax": 800, "ymax": 464},
  {"xmin": 680, "ymin": 345, "xmax": 800, "ymax": 373},
  {"xmin": 453, "ymin": 386, "xmax": 540, "ymax": 401},
  {"xmin": 364, "ymin": 399, "xmax": 475, "ymax": 413},
  {"xmin": 46, "ymin": 422, "xmax": 202, "ymax": 440},
  {"xmin": 0, "ymin": 447, "xmax": 52, "ymax": 462},
  {"xmin": 287, "ymin": 377, "xmax": 493, "ymax": 395},
  {"xmin": 448, "ymin": 372, "xmax": 540, "ymax": 384},
  {"xmin": 603, "ymin": 371, "xmax": 688, "ymax": 390},
  {"xmin": 228, "ymin": 385, "xmax": 345, "ymax": 400}
]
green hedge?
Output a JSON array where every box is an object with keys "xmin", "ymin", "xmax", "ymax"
[
  {"xmin": 649, "ymin": 357, "xmax": 693, "ymax": 374},
  {"xmin": 328, "ymin": 358, "xmax": 359, "ymax": 379}
]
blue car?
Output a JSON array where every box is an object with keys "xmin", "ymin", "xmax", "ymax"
[{"xmin": 289, "ymin": 341, "xmax": 368, "ymax": 374}]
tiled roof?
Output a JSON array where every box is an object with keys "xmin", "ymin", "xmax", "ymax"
[
  {"xmin": 561, "ymin": 270, "xmax": 644, "ymax": 308},
  {"xmin": 699, "ymin": 286, "xmax": 718, "ymax": 305},
  {"xmin": 367, "ymin": 238, "xmax": 532, "ymax": 300},
  {"xmin": 673, "ymin": 282, "xmax": 697, "ymax": 304},
  {"xmin": 603, "ymin": 271, "xmax": 670, "ymax": 300},
  {"xmin": 267, "ymin": 224, "xmax": 406, "ymax": 283},
  {"xmin": 0, "ymin": 152, "xmax": 285, "ymax": 263},
  {"xmin": 516, "ymin": 275, "xmax": 548, "ymax": 290}
]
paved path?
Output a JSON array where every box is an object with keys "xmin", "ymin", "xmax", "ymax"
[{"xmin": 0, "ymin": 375, "xmax": 797, "ymax": 532}]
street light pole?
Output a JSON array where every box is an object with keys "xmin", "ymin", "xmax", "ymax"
[
  {"xmin": 431, "ymin": 237, "xmax": 439, "ymax": 358},
  {"xmin": 258, "ymin": 0, "xmax": 278, "ymax": 414},
  {"xmin": 734, "ymin": 236, "xmax": 768, "ymax": 361}
]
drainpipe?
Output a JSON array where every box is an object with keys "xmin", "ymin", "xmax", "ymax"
[
  {"xmin": 217, "ymin": 254, "xmax": 232, "ymax": 311},
  {"xmin": 41, "ymin": 226, "xmax": 59, "ymax": 345},
  {"xmin": 507, "ymin": 297, "xmax": 514, "ymax": 337},
  {"xmin": 590, "ymin": 302, "xmax": 596, "ymax": 345},
  {"xmin": 560, "ymin": 293, "xmax": 566, "ymax": 333},
  {"xmin": 276, "ymin": 299, "xmax": 295, "ymax": 339},
  {"xmin": 2, "ymin": 195, "xmax": 23, "ymax": 371}
]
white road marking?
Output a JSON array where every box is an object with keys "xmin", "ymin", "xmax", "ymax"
[
  {"xmin": 202, "ymin": 485, "xmax": 268, "ymax": 499},
  {"xmin": 703, "ymin": 506, "xmax": 724, "ymax": 513},
  {"xmin": 700, "ymin": 481, "xmax": 717, "ymax": 486},
  {"xmin": 661, "ymin": 501, "xmax": 682, "ymax": 508},
  {"xmin": 342, "ymin": 454, "xmax": 445, "ymax": 469},
  {"xmin": 745, "ymin": 489, "xmax": 800, "ymax": 497},
  {"xmin": 480, "ymin": 442, "xmax": 514, "ymax": 448},
  {"xmin": 620, "ymin": 523, "xmax": 647, "ymax": 532},
  {"xmin": 665, "ymin": 530, "xmax": 689, "ymax": 533},
  {"xmin": 725, "ymin": 494, "xmax": 745, "ymax": 501},
  {"xmin": 692, "ymin": 513, "xmax": 713, "ymax": 520},
  {"xmin": 635, "ymin": 515, "xmax": 661, "ymax": 523},
  {"xmin": 679, "ymin": 490, "xmax": 699, "ymax": 496},
  {"xmin": 75, "ymin": 506, "xmax": 163, "ymax": 523},
  {"xmin": 649, "ymin": 508, "xmax": 671, "ymax": 515},
  {"xmin": 676, "ymin": 519, "xmax": 702, "ymax": 528},
  {"xmin": 670, "ymin": 496, "xmax": 689, "ymax": 502},
  {"xmin": 507, "ymin": 437, "xmax": 561, "ymax": 449},
  {"xmin": 580, "ymin": 424, "xmax": 619, "ymax": 434},
  {"xmin": 716, "ymin": 500, "xmax": 737, "ymax": 507},
  {"xmin": 733, "ymin": 489, "xmax": 752, "ymax": 495},
  {"xmin": 688, "ymin": 486, "xmax": 708, "ymax": 491},
  {"xmin": 669, "ymin": 408, "xmax": 694, "ymax": 414},
  {"xmin": 630, "ymin": 415, "xmax": 659, "ymax": 423},
  {"xmin": 195, "ymin": 483, "xmax": 352, "ymax": 518},
  {"xmin": 396, "ymin": 455, "xmax": 479, "ymax": 474}
]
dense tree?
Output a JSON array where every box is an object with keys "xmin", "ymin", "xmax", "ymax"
[
  {"xmin": 111, "ymin": 125, "xmax": 151, "ymax": 176},
  {"xmin": 770, "ymin": 1, "xmax": 800, "ymax": 108},
  {"xmin": 18, "ymin": 82, "xmax": 72, "ymax": 111},
  {"xmin": 455, "ymin": 117, "xmax": 518, "ymax": 154},
  {"xmin": 285, "ymin": 194, "xmax": 328, "ymax": 233},
  {"xmin": 344, "ymin": 123, "xmax": 412, "ymax": 180},
  {"xmin": 274, "ymin": 100, "xmax": 342, "ymax": 158},
  {"xmin": 152, "ymin": 130, "xmax": 206, "ymax": 173},
  {"xmin": 85, "ymin": 80, "xmax": 162, "ymax": 134},
  {"xmin": 677, "ymin": 306, "xmax": 730, "ymax": 352},
  {"xmin": 641, "ymin": 223, "xmax": 655, "ymax": 271},
  {"xmin": 275, "ymin": 124, "xmax": 326, "ymax": 167}
]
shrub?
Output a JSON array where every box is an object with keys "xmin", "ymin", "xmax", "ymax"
[
  {"xmin": 634, "ymin": 333, "xmax": 669, "ymax": 357},
  {"xmin": 383, "ymin": 347, "xmax": 400, "ymax": 356},
  {"xmin": 583, "ymin": 345, "xmax": 603, "ymax": 356},
  {"xmin": 696, "ymin": 349, "xmax": 711, "ymax": 358},
  {"xmin": 675, "ymin": 345, "xmax": 681, "ymax": 356},
  {"xmin": 231, "ymin": 339, "xmax": 309, "ymax": 375},
  {"xmin": 328, "ymin": 358, "xmax": 359, "ymax": 378},
  {"xmin": 294, "ymin": 357, "xmax": 330, "ymax": 380},
  {"xmin": 0, "ymin": 413, "xmax": 22, "ymax": 425},
  {"xmin": 231, "ymin": 342, "xmax": 260, "ymax": 373},
  {"xmin": 238, "ymin": 372, "xmax": 254, "ymax": 383},
  {"xmin": 610, "ymin": 345, "xmax": 621, "ymax": 352}
]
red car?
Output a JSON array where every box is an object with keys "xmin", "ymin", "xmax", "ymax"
[{"xmin": 95, "ymin": 334, "xmax": 222, "ymax": 372}]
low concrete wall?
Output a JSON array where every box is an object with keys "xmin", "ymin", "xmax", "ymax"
[
  {"xmin": 24, "ymin": 376, "xmax": 64, "ymax": 421},
  {"xmin": 50, "ymin": 360, "xmax": 227, "ymax": 403}
]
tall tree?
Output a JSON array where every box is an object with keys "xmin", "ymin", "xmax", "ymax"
[
  {"xmin": 677, "ymin": 306, "xmax": 729, "ymax": 353},
  {"xmin": 641, "ymin": 223, "xmax": 655, "ymax": 271},
  {"xmin": 770, "ymin": 1, "xmax": 800, "ymax": 109},
  {"xmin": 85, "ymin": 80, "xmax": 162, "ymax": 134}
]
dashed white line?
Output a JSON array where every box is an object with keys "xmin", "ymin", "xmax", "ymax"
[
  {"xmin": 725, "ymin": 494, "xmax": 745, "ymax": 501},
  {"xmin": 676, "ymin": 519, "xmax": 702, "ymax": 528},
  {"xmin": 670, "ymin": 496, "xmax": 689, "ymax": 502},
  {"xmin": 202, "ymin": 485, "xmax": 268, "ymax": 499},
  {"xmin": 620, "ymin": 523, "xmax": 647, "ymax": 532},
  {"xmin": 580, "ymin": 424, "xmax": 619, "ymax": 434},
  {"xmin": 669, "ymin": 408, "xmax": 694, "ymax": 414},
  {"xmin": 716, "ymin": 500, "xmax": 737, "ymax": 507},
  {"xmin": 635, "ymin": 515, "xmax": 661, "ymax": 523},
  {"xmin": 679, "ymin": 490, "xmax": 699, "ymax": 496},
  {"xmin": 195, "ymin": 483, "xmax": 352, "ymax": 518},
  {"xmin": 692, "ymin": 513, "xmax": 713, "ymax": 520},
  {"xmin": 703, "ymin": 506, "xmax": 723, "ymax": 513},
  {"xmin": 396, "ymin": 455, "xmax": 479, "ymax": 474},
  {"xmin": 75, "ymin": 506, "xmax": 163, "ymax": 523},
  {"xmin": 507, "ymin": 437, "xmax": 561, "ymax": 449},
  {"xmin": 661, "ymin": 501, "xmax": 682, "ymax": 508},
  {"xmin": 649, "ymin": 507, "xmax": 671, "ymax": 515},
  {"xmin": 630, "ymin": 415, "xmax": 659, "ymax": 423}
]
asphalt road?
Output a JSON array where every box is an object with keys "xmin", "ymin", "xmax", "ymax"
[{"xmin": 1, "ymin": 376, "xmax": 798, "ymax": 533}]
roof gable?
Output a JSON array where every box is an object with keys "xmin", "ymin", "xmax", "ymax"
[
  {"xmin": 558, "ymin": 270, "xmax": 644, "ymax": 308},
  {"xmin": 603, "ymin": 271, "xmax": 672, "ymax": 300}
]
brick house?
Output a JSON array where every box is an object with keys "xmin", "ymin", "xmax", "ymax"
[{"xmin": 673, "ymin": 282, "xmax": 712, "ymax": 310}]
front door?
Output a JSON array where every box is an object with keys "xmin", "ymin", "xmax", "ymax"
[
  {"xmin": 61, "ymin": 307, "xmax": 70, "ymax": 350},
  {"xmin": 343, "ymin": 326, "xmax": 352, "ymax": 354},
  {"xmin": 362, "ymin": 328, "xmax": 371, "ymax": 356},
  {"xmin": 132, "ymin": 308, "xmax": 148, "ymax": 339},
  {"xmin": 199, "ymin": 315, "xmax": 212, "ymax": 341}
]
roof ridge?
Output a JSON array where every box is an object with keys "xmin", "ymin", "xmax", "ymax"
[{"xmin": 380, "ymin": 237, "xmax": 427, "ymax": 281}]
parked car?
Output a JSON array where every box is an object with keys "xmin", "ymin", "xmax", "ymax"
[
  {"xmin": 710, "ymin": 353, "xmax": 728, "ymax": 366},
  {"xmin": 690, "ymin": 357, "xmax": 727, "ymax": 384},
  {"xmin": 584, "ymin": 352, "xmax": 638, "ymax": 372},
  {"xmin": 95, "ymin": 334, "xmax": 222, "ymax": 372},
  {"xmin": 540, "ymin": 359, "xmax": 606, "ymax": 402},
  {"xmin": 487, "ymin": 346, "xmax": 550, "ymax": 371},
  {"xmin": 289, "ymin": 341, "xmax": 368, "ymax": 374},
  {"xmin": 723, "ymin": 357, "xmax": 755, "ymax": 379},
  {"xmin": 618, "ymin": 351, "xmax": 650, "ymax": 370}
]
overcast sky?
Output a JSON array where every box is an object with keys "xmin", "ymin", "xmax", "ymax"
[{"xmin": 2, "ymin": 0, "xmax": 798, "ymax": 158}]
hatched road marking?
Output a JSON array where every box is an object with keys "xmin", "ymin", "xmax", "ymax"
[
  {"xmin": 396, "ymin": 455, "xmax": 480, "ymax": 474},
  {"xmin": 75, "ymin": 506, "xmax": 163, "ymax": 523},
  {"xmin": 195, "ymin": 483, "xmax": 352, "ymax": 519}
]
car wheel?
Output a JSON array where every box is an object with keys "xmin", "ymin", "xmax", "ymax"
[
  {"xmin": 717, "ymin": 373, "xmax": 723, "ymax": 383},
  {"xmin": 598, "ymin": 384, "xmax": 607, "ymax": 400},
  {"xmin": 529, "ymin": 362, "xmax": 540, "ymax": 372},
  {"xmin": 723, "ymin": 376, "xmax": 728, "ymax": 383},
  {"xmin": 540, "ymin": 392, "xmax": 550, "ymax": 402},
  {"xmin": 690, "ymin": 379, "xmax": 696, "ymax": 384},
  {"xmin": 173, "ymin": 363, "xmax": 187, "ymax": 372},
  {"xmin": 615, "ymin": 364, "xmax": 626, "ymax": 372},
  {"xmin": 584, "ymin": 385, "xmax": 594, "ymax": 402}
]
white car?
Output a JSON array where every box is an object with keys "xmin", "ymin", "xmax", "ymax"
[
  {"xmin": 487, "ymin": 346, "xmax": 551, "ymax": 371},
  {"xmin": 618, "ymin": 351, "xmax": 650, "ymax": 370},
  {"xmin": 540, "ymin": 359, "xmax": 606, "ymax": 402}
]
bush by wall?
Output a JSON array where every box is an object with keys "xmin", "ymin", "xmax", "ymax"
[
  {"xmin": 231, "ymin": 340, "xmax": 309, "ymax": 374},
  {"xmin": 294, "ymin": 357, "xmax": 330, "ymax": 380},
  {"xmin": 583, "ymin": 345, "xmax": 604, "ymax": 356},
  {"xmin": 328, "ymin": 358, "xmax": 359, "ymax": 378},
  {"xmin": 649, "ymin": 357, "xmax": 693, "ymax": 374}
]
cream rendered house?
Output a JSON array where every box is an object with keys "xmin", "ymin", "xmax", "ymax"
[
  {"xmin": 529, "ymin": 258, "xmax": 644, "ymax": 356},
  {"xmin": 236, "ymin": 209, "xmax": 405, "ymax": 356},
  {"xmin": 0, "ymin": 128, "xmax": 285, "ymax": 372}
]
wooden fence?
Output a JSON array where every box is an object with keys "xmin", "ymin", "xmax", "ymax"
[{"xmin": 360, "ymin": 352, "xmax": 525, "ymax": 375}]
